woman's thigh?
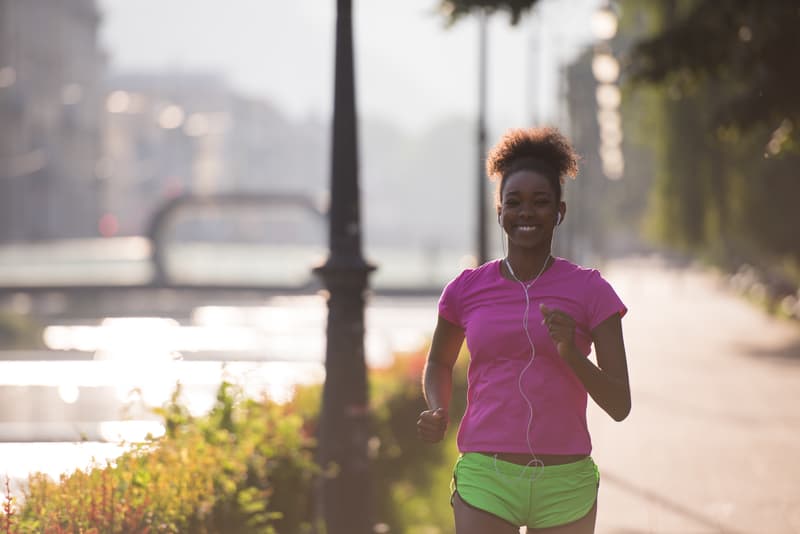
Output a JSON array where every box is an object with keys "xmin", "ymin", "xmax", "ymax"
[
  {"xmin": 528, "ymin": 500, "xmax": 597, "ymax": 534},
  {"xmin": 452, "ymin": 490, "xmax": 521, "ymax": 534}
]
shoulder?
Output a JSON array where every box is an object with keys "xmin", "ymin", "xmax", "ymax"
[
  {"xmin": 551, "ymin": 258, "xmax": 617, "ymax": 294},
  {"xmin": 555, "ymin": 258, "xmax": 626, "ymax": 321},
  {"xmin": 446, "ymin": 259, "xmax": 501, "ymax": 290},
  {"xmin": 551, "ymin": 257, "xmax": 599, "ymax": 283},
  {"xmin": 439, "ymin": 259, "xmax": 501, "ymax": 325}
]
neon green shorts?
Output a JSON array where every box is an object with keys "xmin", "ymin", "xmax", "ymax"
[{"xmin": 450, "ymin": 453, "xmax": 600, "ymax": 529}]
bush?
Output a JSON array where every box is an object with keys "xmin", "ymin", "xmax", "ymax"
[
  {"xmin": 0, "ymin": 313, "xmax": 43, "ymax": 350},
  {"xmin": 367, "ymin": 346, "xmax": 468, "ymax": 534},
  {"xmin": 2, "ymin": 382, "xmax": 318, "ymax": 534},
  {"xmin": 1, "ymin": 344, "xmax": 469, "ymax": 534}
]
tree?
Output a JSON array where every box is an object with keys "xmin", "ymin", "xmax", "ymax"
[
  {"xmin": 438, "ymin": 0, "xmax": 541, "ymax": 25},
  {"xmin": 616, "ymin": 0, "xmax": 800, "ymax": 290},
  {"xmin": 441, "ymin": 0, "xmax": 800, "ymax": 150},
  {"xmin": 627, "ymin": 0, "xmax": 800, "ymax": 150},
  {"xmin": 439, "ymin": 0, "xmax": 800, "ymax": 292}
]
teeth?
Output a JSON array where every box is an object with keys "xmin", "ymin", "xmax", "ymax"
[{"xmin": 518, "ymin": 225, "xmax": 537, "ymax": 230}]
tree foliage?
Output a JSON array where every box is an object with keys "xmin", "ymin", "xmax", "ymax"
[
  {"xmin": 440, "ymin": 0, "xmax": 800, "ymax": 148},
  {"xmin": 437, "ymin": 0, "xmax": 800, "ymax": 293},
  {"xmin": 617, "ymin": 0, "xmax": 800, "ymax": 294},
  {"xmin": 628, "ymin": 0, "xmax": 800, "ymax": 147},
  {"xmin": 438, "ymin": 0, "xmax": 541, "ymax": 25}
]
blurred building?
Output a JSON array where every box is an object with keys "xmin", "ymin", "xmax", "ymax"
[
  {"xmin": 564, "ymin": 12, "xmax": 657, "ymax": 261},
  {"xmin": 0, "ymin": 0, "xmax": 105, "ymax": 242},
  {"xmin": 100, "ymin": 73, "xmax": 326, "ymax": 239},
  {"xmin": 565, "ymin": 47, "xmax": 604, "ymax": 262}
]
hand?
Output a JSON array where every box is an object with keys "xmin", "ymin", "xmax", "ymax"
[
  {"xmin": 417, "ymin": 407, "xmax": 448, "ymax": 443},
  {"xmin": 540, "ymin": 303, "xmax": 577, "ymax": 361}
]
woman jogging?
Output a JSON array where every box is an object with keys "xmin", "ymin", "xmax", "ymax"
[{"xmin": 417, "ymin": 127, "xmax": 631, "ymax": 533}]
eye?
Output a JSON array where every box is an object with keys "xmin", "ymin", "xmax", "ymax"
[{"xmin": 504, "ymin": 198, "xmax": 520, "ymax": 207}]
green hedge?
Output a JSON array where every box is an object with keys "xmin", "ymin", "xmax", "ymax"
[
  {"xmin": 1, "ymin": 346, "xmax": 469, "ymax": 534},
  {"xmin": 0, "ymin": 313, "xmax": 44, "ymax": 350}
]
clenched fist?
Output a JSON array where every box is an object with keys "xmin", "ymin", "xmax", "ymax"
[
  {"xmin": 417, "ymin": 407, "xmax": 448, "ymax": 443},
  {"xmin": 540, "ymin": 303, "xmax": 578, "ymax": 361}
]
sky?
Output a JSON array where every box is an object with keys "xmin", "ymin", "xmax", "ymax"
[{"xmin": 97, "ymin": 0, "xmax": 603, "ymax": 134}]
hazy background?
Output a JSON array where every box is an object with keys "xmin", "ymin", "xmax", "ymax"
[
  {"xmin": 0, "ymin": 0, "xmax": 630, "ymax": 473},
  {"xmin": 2, "ymin": 1, "xmax": 800, "ymax": 532},
  {"xmin": 1, "ymin": 0, "xmax": 610, "ymax": 265},
  {"xmin": 98, "ymin": 0, "xmax": 598, "ymax": 132},
  {"xmin": 94, "ymin": 0, "xmax": 606, "ymax": 265}
]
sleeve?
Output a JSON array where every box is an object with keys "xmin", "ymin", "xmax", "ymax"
[
  {"xmin": 437, "ymin": 271, "xmax": 464, "ymax": 327},
  {"xmin": 586, "ymin": 269, "xmax": 627, "ymax": 330}
]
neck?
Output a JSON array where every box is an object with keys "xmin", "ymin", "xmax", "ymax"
[{"xmin": 504, "ymin": 250, "xmax": 553, "ymax": 282}]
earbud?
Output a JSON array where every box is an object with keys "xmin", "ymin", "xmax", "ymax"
[
  {"xmin": 497, "ymin": 213, "xmax": 502, "ymax": 226},
  {"xmin": 556, "ymin": 212, "xmax": 562, "ymax": 226}
]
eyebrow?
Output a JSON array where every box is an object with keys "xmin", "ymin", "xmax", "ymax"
[{"xmin": 504, "ymin": 190, "xmax": 552, "ymax": 197}]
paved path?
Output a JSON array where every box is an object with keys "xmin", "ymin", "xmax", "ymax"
[{"xmin": 588, "ymin": 256, "xmax": 800, "ymax": 534}]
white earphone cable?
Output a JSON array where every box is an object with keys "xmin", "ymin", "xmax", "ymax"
[
  {"xmin": 503, "ymin": 255, "xmax": 549, "ymax": 481},
  {"xmin": 496, "ymin": 211, "xmax": 560, "ymax": 481}
]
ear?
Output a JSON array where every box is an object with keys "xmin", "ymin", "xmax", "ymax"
[{"xmin": 558, "ymin": 202, "xmax": 567, "ymax": 225}]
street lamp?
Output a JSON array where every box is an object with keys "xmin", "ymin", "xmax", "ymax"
[
  {"xmin": 312, "ymin": 0, "xmax": 375, "ymax": 533},
  {"xmin": 591, "ymin": 5, "xmax": 618, "ymax": 41},
  {"xmin": 591, "ymin": 2, "xmax": 623, "ymax": 180}
]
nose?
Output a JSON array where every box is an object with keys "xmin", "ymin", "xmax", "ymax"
[{"xmin": 518, "ymin": 203, "xmax": 535, "ymax": 218}]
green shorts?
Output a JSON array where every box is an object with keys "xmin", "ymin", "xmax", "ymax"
[{"xmin": 450, "ymin": 453, "xmax": 600, "ymax": 529}]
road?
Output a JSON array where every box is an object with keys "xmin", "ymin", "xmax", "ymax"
[{"xmin": 588, "ymin": 256, "xmax": 800, "ymax": 534}]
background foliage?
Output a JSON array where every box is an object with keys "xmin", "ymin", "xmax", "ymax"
[
  {"xmin": 1, "ymin": 348, "xmax": 469, "ymax": 534},
  {"xmin": 618, "ymin": 0, "xmax": 800, "ymax": 299},
  {"xmin": 438, "ymin": 0, "xmax": 800, "ymax": 301}
]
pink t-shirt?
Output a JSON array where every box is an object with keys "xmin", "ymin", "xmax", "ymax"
[{"xmin": 438, "ymin": 257, "xmax": 626, "ymax": 456}]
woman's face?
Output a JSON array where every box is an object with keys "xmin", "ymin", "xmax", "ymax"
[{"xmin": 498, "ymin": 170, "xmax": 563, "ymax": 250}]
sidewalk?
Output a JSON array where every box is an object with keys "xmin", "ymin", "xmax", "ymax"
[{"xmin": 588, "ymin": 257, "xmax": 800, "ymax": 534}]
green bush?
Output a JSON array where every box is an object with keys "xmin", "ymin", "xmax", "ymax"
[
  {"xmin": 2, "ymin": 382, "xmax": 318, "ymax": 534},
  {"xmin": 1, "ymin": 344, "xmax": 469, "ymax": 534},
  {"xmin": 0, "ymin": 313, "xmax": 43, "ymax": 349},
  {"xmin": 367, "ymin": 346, "xmax": 468, "ymax": 534}
]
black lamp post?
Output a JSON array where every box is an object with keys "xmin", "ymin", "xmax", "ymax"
[{"xmin": 312, "ymin": 0, "xmax": 374, "ymax": 532}]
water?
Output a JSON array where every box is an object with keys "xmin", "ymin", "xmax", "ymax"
[
  {"xmin": 0, "ymin": 295, "xmax": 439, "ymax": 495},
  {"xmin": 0, "ymin": 239, "xmax": 465, "ymax": 494},
  {"xmin": 0, "ymin": 238, "xmax": 476, "ymax": 290}
]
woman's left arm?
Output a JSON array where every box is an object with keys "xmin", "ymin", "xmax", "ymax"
[{"xmin": 541, "ymin": 305, "xmax": 631, "ymax": 421}]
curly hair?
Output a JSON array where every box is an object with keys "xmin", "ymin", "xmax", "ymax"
[{"xmin": 486, "ymin": 127, "xmax": 579, "ymax": 204}]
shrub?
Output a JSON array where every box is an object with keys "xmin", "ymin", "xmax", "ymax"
[
  {"xmin": 0, "ymin": 313, "xmax": 43, "ymax": 350},
  {"xmin": 1, "ymin": 343, "xmax": 469, "ymax": 534},
  {"xmin": 367, "ymin": 345, "xmax": 468, "ymax": 534},
  {"xmin": 1, "ymin": 382, "xmax": 318, "ymax": 534}
]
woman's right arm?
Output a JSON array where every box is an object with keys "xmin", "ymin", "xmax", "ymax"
[{"xmin": 417, "ymin": 315, "xmax": 465, "ymax": 443}]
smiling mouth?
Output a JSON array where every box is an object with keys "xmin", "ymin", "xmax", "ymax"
[{"xmin": 516, "ymin": 225, "xmax": 539, "ymax": 231}]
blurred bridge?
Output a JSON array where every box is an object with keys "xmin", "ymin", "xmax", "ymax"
[
  {"xmin": 0, "ymin": 191, "xmax": 455, "ymax": 444},
  {"xmin": 0, "ymin": 191, "xmax": 462, "ymax": 319}
]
